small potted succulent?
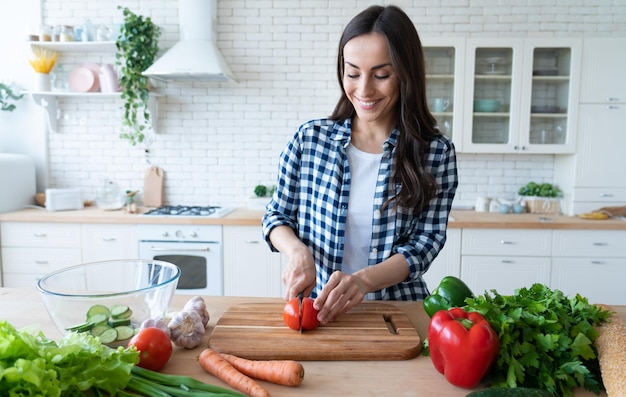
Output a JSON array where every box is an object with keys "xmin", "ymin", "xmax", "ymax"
[
  {"xmin": 517, "ymin": 181, "xmax": 562, "ymax": 214},
  {"xmin": 247, "ymin": 184, "xmax": 276, "ymax": 209}
]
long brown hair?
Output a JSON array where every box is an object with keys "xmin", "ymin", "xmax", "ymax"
[{"xmin": 330, "ymin": 5, "xmax": 439, "ymax": 214}]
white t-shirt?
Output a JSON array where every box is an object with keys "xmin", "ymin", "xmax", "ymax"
[{"xmin": 342, "ymin": 143, "xmax": 383, "ymax": 276}]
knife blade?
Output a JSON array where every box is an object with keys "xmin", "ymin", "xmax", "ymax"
[{"xmin": 297, "ymin": 292, "xmax": 304, "ymax": 333}]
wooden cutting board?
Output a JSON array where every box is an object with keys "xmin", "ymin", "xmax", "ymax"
[
  {"xmin": 143, "ymin": 166, "xmax": 164, "ymax": 207},
  {"xmin": 208, "ymin": 302, "xmax": 422, "ymax": 361}
]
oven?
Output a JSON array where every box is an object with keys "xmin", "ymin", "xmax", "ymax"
[{"xmin": 138, "ymin": 206, "xmax": 234, "ymax": 296}]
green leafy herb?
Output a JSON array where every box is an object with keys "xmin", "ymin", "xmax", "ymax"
[
  {"xmin": 517, "ymin": 182, "xmax": 561, "ymax": 198},
  {"xmin": 464, "ymin": 284, "xmax": 610, "ymax": 397},
  {"xmin": 0, "ymin": 320, "xmax": 138, "ymax": 396}
]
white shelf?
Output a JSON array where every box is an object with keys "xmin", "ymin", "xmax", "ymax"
[
  {"xmin": 29, "ymin": 91, "xmax": 161, "ymax": 134},
  {"xmin": 29, "ymin": 41, "xmax": 116, "ymax": 52}
]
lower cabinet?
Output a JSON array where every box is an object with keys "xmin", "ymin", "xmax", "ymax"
[
  {"xmin": 222, "ymin": 226, "xmax": 283, "ymax": 297},
  {"xmin": 551, "ymin": 230, "xmax": 626, "ymax": 305},
  {"xmin": 460, "ymin": 229, "xmax": 552, "ymax": 296},
  {"xmin": 82, "ymin": 224, "xmax": 138, "ymax": 263}
]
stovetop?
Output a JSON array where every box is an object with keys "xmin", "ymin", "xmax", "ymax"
[{"xmin": 142, "ymin": 205, "xmax": 235, "ymax": 218}]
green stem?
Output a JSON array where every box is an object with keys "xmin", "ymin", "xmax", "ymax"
[{"xmin": 130, "ymin": 366, "xmax": 245, "ymax": 396}]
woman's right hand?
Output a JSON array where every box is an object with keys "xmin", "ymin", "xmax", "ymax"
[{"xmin": 282, "ymin": 245, "xmax": 316, "ymax": 301}]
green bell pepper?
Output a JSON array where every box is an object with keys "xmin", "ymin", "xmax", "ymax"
[{"xmin": 423, "ymin": 276, "xmax": 473, "ymax": 318}]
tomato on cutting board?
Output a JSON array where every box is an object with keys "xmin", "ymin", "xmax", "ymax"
[
  {"xmin": 283, "ymin": 297, "xmax": 320, "ymax": 331},
  {"xmin": 128, "ymin": 327, "xmax": 172, "ymax": 371}
]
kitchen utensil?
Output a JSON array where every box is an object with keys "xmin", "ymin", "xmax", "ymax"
[
  {"xmin": 208, "ymin": 302, "xmax": 422, "ymax": 361},
  {"xmin": 432, "ymin": 98, "xmax": 450, "ymax": 112},
  {"xmin": 143, "ymin": 166, "xmax": 164, "ymax": 207}
]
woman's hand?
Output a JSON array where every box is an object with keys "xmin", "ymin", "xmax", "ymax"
[
  {"xmin": 282, "ymin": 245, "xmax": 316, "ymax": 301},
  {"xmin": 313, "ymin": 271, "xmax": 368, "ymax": 325}
]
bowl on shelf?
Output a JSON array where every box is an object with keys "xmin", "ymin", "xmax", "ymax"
[
  {"xmin": 37, "ymin": 259, "xmax": 180, "ymax": 345},
  {"xmin": 474, "ymin": 99, "xmax": 501, "ymax": 113}
]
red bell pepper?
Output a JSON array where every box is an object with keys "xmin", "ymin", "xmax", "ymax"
[{"xmin": 427, "ymin": 307, "xmax": 500, "ymax": 389}]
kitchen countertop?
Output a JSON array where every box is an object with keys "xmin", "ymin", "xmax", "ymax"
[
  {"xmin": 1, "ymin": 287, "xmax": 620, "ymax": 397},
  {"xmin": 1, "ymin": 206, "xmax": 626, "ymax": 230}
]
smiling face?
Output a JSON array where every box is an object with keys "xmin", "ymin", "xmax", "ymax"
[{"xmin": 342, "ymin": 32, "xmax": 400, "ymax": 131}]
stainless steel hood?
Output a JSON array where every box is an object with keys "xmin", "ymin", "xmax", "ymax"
[{"xmin": 142, "ymin": 0, "xmax": 236, "ymax": 82}]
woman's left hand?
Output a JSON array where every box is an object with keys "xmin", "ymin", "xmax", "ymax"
[{"xmin": 313, "ymin": 271, "xmax": 368, "ymax": 324}]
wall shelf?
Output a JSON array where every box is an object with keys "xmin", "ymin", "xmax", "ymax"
[
  {"xmin": 29, "ymin": 91, "xmax": 162, "ymax": 134},
  {"xmin": 29, "ymin": 41, "xmax": 117, "ymax": 53}
]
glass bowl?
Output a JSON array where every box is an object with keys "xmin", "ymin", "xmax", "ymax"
[{"xmin": 37, "ymin": 259, "xmax": 180, "ymax": 345}]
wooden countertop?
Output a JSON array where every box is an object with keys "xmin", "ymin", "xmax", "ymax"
[
  {"xmin": 1, "ymin": 207, "xmax": 626, "ymax": 230},
  {"xmin": 0, "ymin": 287, "xmax": 619, "ymax": 397}
]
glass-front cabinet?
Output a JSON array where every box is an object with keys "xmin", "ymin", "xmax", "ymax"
[
  {"xmin": 461, "ymin": 38, "xmax": 580, "ymax": 154},
  {"xmin": 422, "ymin": 38, "xmax": 465, "ymax": 150}
]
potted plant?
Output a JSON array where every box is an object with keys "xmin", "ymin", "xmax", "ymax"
[
  {"xmin": 247, "ymin": 184, "xmax": 276, "ymax": 209},
  {"xmin": 517, "ymin": 181, "xmax": 562, "ymax": 214},
  {"xmin": 0, "ymin": 82, "xmax": 23, "ymax": 112},
  {"xmin": 115, "ymin": 6, "xmax": 160, "ymax": 146}
]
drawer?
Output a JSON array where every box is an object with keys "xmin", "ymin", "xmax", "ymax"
[
  {"xmin": 2, "ymin": 247, "xmax": 82, "ymax": 274},
  {"xmin": 572, "ymin": 187, "xmax": 626, "ymax": 202},
  {"xmin": 551, "ymin": 257, "xmax": 626, "ymax": 305},
  {"xmin": 462, "ymin": 229, "xmax": 552, "ymax": 256},
  {"xmin": 1, "ymin": 222, "xmax": 81, "ymax": 248},
  {"xmin": 553, "ymin": 230, "xmax": 626, "ymax": 257}
]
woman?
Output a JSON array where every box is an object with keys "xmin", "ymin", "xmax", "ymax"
[{"xmin": 262, "ymin": 5, "xmax": 458, "ymax": 325}]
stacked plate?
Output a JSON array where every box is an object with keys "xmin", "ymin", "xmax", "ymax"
[{"xmin": 68, "ymin": 63, "xmax": 101, "ymax": 93}]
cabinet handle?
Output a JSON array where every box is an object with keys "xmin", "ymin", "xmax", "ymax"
[
  {"xmin": 592, "ymin": 242, "xmax": 608, "ymax": 246},
  {"xmin": 245, "ymin": 240, "xmax": 260, "ymax": 244},
  {"xmin": 591, "ymin": 260, "xmax": 606, "ymax": 265},
  {"xmin": 102, "ymin": 237, "xmax": 117, "ymax": 242},
  {"xmin": 605, "ymin": 97, "xmax": 620, "ymax": 102},
  {"xmin": 33, "ymin": 233, "xmax": 47, "ymax": 238},
  {"xmin": 599, "ymin": 193, "xmax": 614, "ymax": 198},
  {"xmin": 35, "ymin": 260, "xmax": 49, "ymax": 264},
  {"xmin": 605, "ymin": 105, "xmax": 619, "ymax": 110},
  {"xmin": 500, "ymin": 240, "xmax": 515, "ymax": 245},
  {"xmin": 501, "ymin": 260, "xmax": 515, "ymax": 264}
]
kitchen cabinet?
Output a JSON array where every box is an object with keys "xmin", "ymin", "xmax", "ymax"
[
  {"xmin": 0, "ymin": 222, "xmax": 82, "ymax": 287},
  {"xmin": 460, "ymin": 229, "xmax": 552, "ymax": 295},
  {"xmin": 27, "ymin": 41, "xmax": 160, "ymax": 134},
  {"xmin": 554, "ymin": 38, "xmax": 626, "ymax": 215},
  {"xmin": 223, "ymin": 226, "xmax": 283, "ymax": 297},
  {"xmin": 422, "ymin": 228, "xmax": 461, "ymax": 290},
  {"xmin": 461, "ymin": 38, "xmax": 580, "ymax": 154},
  {"xmin": 81, "ymin": 224, "xmax": 138, "ymax": 263},
  {"xmin": 422, "ymin": 38, "xmax": 466, "ymax": 150},
  {"xmin": 551, "ymin": 230, "xmax": 626, "ymax": 305}
]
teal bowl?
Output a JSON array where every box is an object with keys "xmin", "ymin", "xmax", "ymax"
[{"xmin": 474, "ymin": 99, "xmax": 501, "ymax": 112}]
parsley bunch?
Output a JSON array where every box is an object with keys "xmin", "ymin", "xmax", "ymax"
[{"xmin": 464, "ymin": 284, "xmax": 610, "ymax": 397}]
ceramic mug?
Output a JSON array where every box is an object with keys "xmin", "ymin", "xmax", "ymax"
[{"xmin": 432, "ymin": 98, "xmax": 450, "ymax": 113}]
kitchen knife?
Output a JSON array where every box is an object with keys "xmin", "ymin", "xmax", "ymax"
[{"xmin": 298, "ymin": 292, "xmax": 304, "ymax": 333}]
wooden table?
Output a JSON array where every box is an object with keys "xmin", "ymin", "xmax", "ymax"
[{"xmin": 1, "ymin": 288, "xmax": 621, "ymax": 396}]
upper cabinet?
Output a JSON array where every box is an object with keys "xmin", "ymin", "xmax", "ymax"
[
  {"xmin": 461, "ymin": 38, "xmax": 581, "ymax": 154},
  {"xmin": 579, "ymin": 38, "xmax": 626, "ymax": 104},
  {"xmin": 423, "ymin": 38, "xmax": 465, "ymax": 150}
]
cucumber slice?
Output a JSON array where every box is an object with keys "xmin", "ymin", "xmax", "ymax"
[
  {"xmin": 110, "ymin": 305, "xmax": 132, "ymax": 319},
  {"xmin": 87, "ymin": 313, "xmax": 108, "ymax": 325},
  {"xmin": 86, "ymin": 304, "xmax": 111, "ymax": 319},
  {"xmin": 90, "ymin": 324, "xmax": 112, "ymax": 337},
  {"xmin": 115, "ymin": 325, "xmax": 135, "ymax": 341},
  {"xmin": 66, "ymin": 321, "xmax": 93, "ymax": 333},
  {"xmin": 98, "ymin": 328, "xmax": 118, "ymax": 344},
  {"xmin": 108, "ymin": 317, "xmax": 131, "ymax": 327}
]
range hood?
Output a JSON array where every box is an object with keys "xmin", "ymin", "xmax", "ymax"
[{"xmin": 142, "ymin": 0, "xmax": 236, "ymax": 82}]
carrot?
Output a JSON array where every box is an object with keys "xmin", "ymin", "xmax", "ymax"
[
  {"xmin": 219, "ymin": 352, "xmax": 305, "ymax": 387},
  {"xmin": 198, "ymin": 348, "xmax": 270, "ymax": 397}
]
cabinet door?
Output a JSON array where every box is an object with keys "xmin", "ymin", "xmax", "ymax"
[
  {"xmin": 580, "ymin": 38, "xmax": 626, "ymax": 103},
  {"xmin": 461, "ymin": 255, "xmax": 551, "ymax": 296},
  {"xmin": 462, "ymin": 38, "xmax": 524, "ymax": 153},
  {"xmin": 1, "ymin": 247, "xmax": 82, "ymax": 288},
  {"xmin": 422, "ymin": 228, "xmax": 461, "ymax": 291},
  {"xmin": 223, "ymin": 226, "xmax": 282, "ymax": 297},
  {"xmin": 518, "ymin": 39, "xmax": 581, "ymax": 154},
  {"xmin": 1, "ymin": 222, "xmax": 81, "ymax": 247},
  {"xmin": 551, "ymin": 257, "xmax": 626, "ymax": 305},
  {"xmin": 422, "ymin": 37, "xmax": 466, "ymax": 151},
  {"xmin": 81, "ymin": 224, "xmax": 138, "ymax": 263}
]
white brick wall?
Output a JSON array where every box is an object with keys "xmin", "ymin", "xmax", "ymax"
[{"xmin": 37, "ymin": 0, "xmax": 626, "ymax": 208}]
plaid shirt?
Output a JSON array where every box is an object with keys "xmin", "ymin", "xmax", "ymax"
[{"xmin": 262, "ymin": 118, "xmax": 458, "ymax": 300}]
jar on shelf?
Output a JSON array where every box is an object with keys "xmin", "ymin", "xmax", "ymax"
[
  {"xmin": 39, "ymin": 25, "xmax": 52, "ymax": 41},
  {"xmin": 50, "ymin": 65, "xmax": 69, "ymax": 92},
  {"xmin": 59, "ymin": 25, "xmax": 74, "ymax": 42}
]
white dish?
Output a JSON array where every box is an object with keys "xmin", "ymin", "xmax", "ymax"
[{"xmin": 68, "ymin": 67, "xmax": 95, "ymax": 92}]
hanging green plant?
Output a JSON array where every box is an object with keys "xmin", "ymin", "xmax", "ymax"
[
  {"xmin": 115, "ymin": 6, "xmax": 161, "ymax": 146},
  {"xmin": 0, "ymin": 82, "xmax": 24, "ymax": 112}
]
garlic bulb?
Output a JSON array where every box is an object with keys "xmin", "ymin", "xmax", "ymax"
[{"xmin": 168, "ymin": 310, "xmax": 205, "ymax": 349}]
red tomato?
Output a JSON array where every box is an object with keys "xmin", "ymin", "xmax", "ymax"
[
  {"xmin": 128, "ymin": 327, "xmax": 172, "ymax": 371},
  {"xmin": 282, "ymin": 297, "xmax": 320, "ymax": 331}
]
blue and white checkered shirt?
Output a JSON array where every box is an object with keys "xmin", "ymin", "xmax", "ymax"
[{"xmin": 262, "ymin": 118, "xmax": 458, "ymax": 300}]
